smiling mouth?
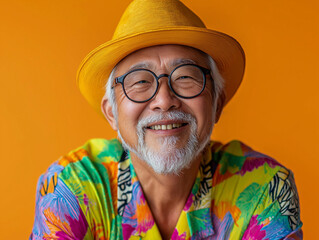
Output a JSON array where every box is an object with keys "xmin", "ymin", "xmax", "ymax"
[{"xmin": 146, "ymin": 123, "xmax": 188, "ymax": 130}]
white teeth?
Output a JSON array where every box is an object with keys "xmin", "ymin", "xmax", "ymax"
[{"xmin": 149, "ymin": 123, "xmax": 183, "ymax": 130}]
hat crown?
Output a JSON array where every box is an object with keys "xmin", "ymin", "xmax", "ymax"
[{"xmin": 113, "ymin": 0, "xmax": 206, "ymax": 39}]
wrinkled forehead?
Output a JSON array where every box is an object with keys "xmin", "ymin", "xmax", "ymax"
[{"xmin": 114, "ymin": 44, "xmax": 210, "ymax": 73}]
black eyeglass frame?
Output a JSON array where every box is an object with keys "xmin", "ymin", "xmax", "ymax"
[{"xmin": 112, "ymin": 63, "xmax": 213, "ymax": 103}]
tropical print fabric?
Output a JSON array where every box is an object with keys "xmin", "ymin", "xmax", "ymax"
[{"xmin": 30, "ymin": 139, "xmax": 303, "ymax": 239}]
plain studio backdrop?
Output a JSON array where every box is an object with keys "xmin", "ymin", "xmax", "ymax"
[{"xmin": 1, "ymin": 0, "xmax": 318, "ymax": 238}]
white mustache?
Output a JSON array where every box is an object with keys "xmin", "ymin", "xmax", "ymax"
[{"xmin": 137, "ymin": 111, "xmax": 196, "ymax": 131}]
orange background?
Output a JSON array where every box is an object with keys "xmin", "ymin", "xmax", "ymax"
[{"xmin": 1, "ymin": 0, "xmax": 318, "ymax": 238}]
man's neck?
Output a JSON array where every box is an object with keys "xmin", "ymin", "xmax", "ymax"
[{"xmin": 130, "ymin": 153, "xmax": 202, "ymax": 239}]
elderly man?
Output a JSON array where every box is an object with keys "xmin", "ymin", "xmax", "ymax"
[{"xmin": 31, "ymin": 0, "xmax": 302, "ymax": 239}]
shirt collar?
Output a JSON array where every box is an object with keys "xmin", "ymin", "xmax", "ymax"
[{"xmin": 120, "ymin": 143, "xmax": 216, "ymax": 239}]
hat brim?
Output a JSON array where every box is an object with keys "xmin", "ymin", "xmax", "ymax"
[{"xmin": 77, "ymin": 26, "xmax": 245, "ymax": 115}]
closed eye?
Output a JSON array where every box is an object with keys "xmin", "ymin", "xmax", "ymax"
[
  {"xmin": 175, "ymin": 75, "xmax": 193, "ymax": 80},
  {"xmin": 137, "ymin": 80, "xmax": 150, "ymax": 83},
  {"xmin": 128, "ymin": 80, "xmax": 153, "ymax": 89},
  {"xmin": 133, "ymin": 80, "xmax": 152, "ymax": 85}
]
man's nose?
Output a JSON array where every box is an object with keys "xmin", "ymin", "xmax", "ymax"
[{"xmin": 149, "ymin": 77, "xmax": 181, "ymax": 111}]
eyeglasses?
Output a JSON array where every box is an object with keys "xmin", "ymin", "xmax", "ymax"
[{"xmin": 112, "ymin": 63, "xmax": 212, "ymax": 103}]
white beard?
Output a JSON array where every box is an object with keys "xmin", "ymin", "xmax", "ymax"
[{"xmin": 117, "ymin": 111, "xmax": 212, "ymax": 175}]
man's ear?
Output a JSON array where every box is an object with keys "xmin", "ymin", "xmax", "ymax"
[
  {"xmin": 101, "ymin": 97, "xmax": 118, "ymax": 131},
  {"xmin": 214, "ymin": 91, "xmax": 225, "ymax": 124}
]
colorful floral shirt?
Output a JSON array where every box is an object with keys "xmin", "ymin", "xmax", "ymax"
[{"xmin": 30, "ymin": 139, "xmax": 303, "ymax": 239}]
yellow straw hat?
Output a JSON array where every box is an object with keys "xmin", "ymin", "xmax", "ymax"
[{"xmin": 77, "ymin": 0, "xmax": 245, "ymax": 114}]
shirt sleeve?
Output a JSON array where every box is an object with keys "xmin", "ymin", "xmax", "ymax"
[
  {"xmin": 242, "ymin": 167, "xmax": 303, "ymax": 239},
  {"xmin": 30, "ymin": 167, "xmax": 90, "ymax": 239}
]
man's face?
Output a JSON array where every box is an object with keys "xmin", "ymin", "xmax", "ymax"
[{"xmin": 104, "ymin": 45, "xmax": 217, "ymax": 174}]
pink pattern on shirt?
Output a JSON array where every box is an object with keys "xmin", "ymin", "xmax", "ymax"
[
  {"xmin": 242, "ymin": 215, "xmax": 266, "ymax": 240},
  {"xmin": 183, "ymin": 193, "xmax": 194, "ymax": 211},
  {"xmin": 171, "ymin": 229, "xmax": 186, "ymax": 240}
]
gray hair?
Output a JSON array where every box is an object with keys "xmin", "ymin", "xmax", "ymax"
[{"xmin": 103, "ymin": 53, "xmax": 224, "ymax": 122}]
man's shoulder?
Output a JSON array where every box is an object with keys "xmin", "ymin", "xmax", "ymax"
[
  {"xmin": 209, "ymin": 140, "xmax": 302, "ymax": 236},
  {"xmin": 32, "ymin": 139, "xmax": 124, "ymax": 239},
  {"xmin": 210, "ymin": 140, "xmax": 286, "ymax": 185},
  {"xmin": 38, "ymin": 138, "xmax": 124, "ymax": 191}
]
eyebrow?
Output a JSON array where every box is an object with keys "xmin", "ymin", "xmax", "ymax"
[
  {"xmin": 128, "ymin": 58, "xmax": 197, "ymax": 71},
  {"xmin": 170, "ymin": 58, "xmax": 197, "ymax": 67},
  {"xmin": 128, "ymin": 62, "xmax": 153, "ymax": 71}
]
